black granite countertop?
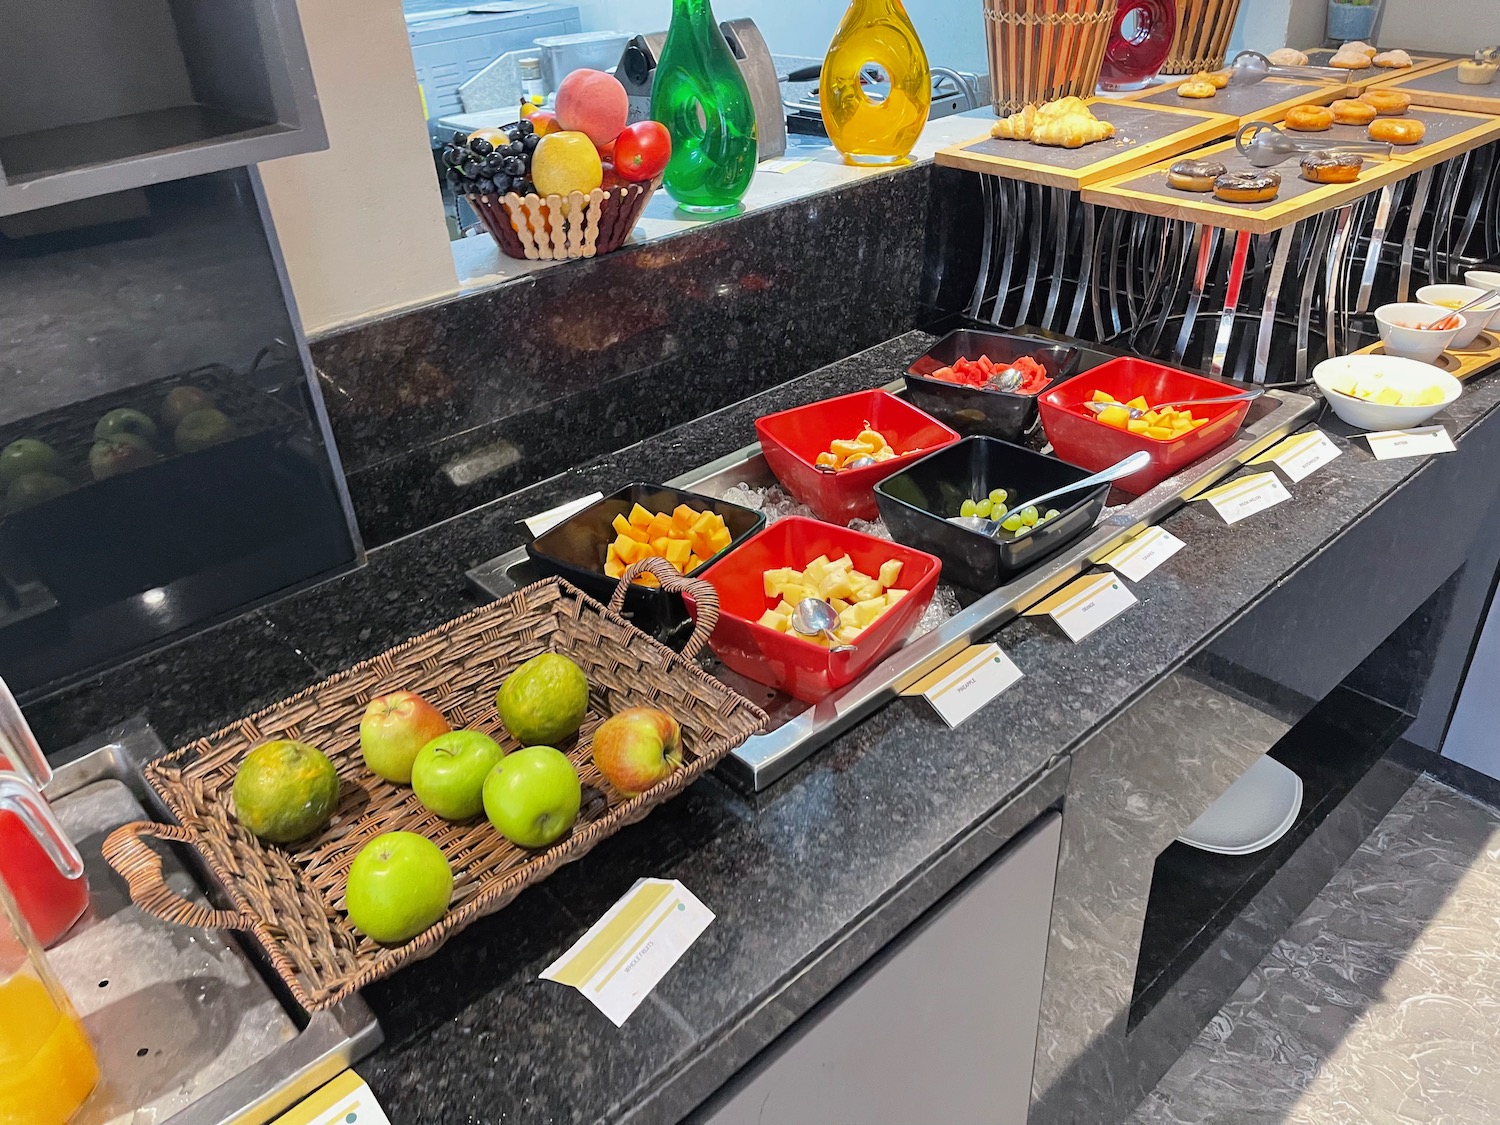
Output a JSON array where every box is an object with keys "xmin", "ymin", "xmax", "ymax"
[{"xmin": 26, "ymin": 332, "xmax": 1500, "ymax": 1125}]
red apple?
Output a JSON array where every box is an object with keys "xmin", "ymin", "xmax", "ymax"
[
  {"xmin": 360, "ymin": 691, "xmax": 451, "ymax": 784},
  {"xmin": 590, "ymin": 707, "xmax": 682, "ymax": 797}
]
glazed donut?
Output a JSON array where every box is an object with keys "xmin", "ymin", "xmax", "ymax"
[
  {"xmin": 1330, "ymin": 98, "xmax": 1377, "ymax": 126},
  {"xmin": 1369, "ymin": 117, "xmax": 1426, "ymax": 145},
  {"xmin": 1285, "ymin": 104, "xmax": 1335, "ymax": 131},
  {"xmin": 1167, "ymin": 158, "xmax": 1227, "ymax": 192},
  {"xmin": 1300, "ymin": 151, "xmax": 1364, "ymax": 184},
  {"xmin": 1213, "ymin": 170, "xmax": 1281, "ymax": 204},
  {"xmin": 1360, "ymin": 88, "xmax": 1411, "ymax": 115},
  {"xmin": 1268, "ymin": 47, "xmax": 1309, "ymax": 67},
  {"xmin": 1178, "ymin": 79, "xmax": 1218, "ymax": 98},
  {"xmin": 1329, "ymin": 50, "xmax": 1370, "ymax": 69}
]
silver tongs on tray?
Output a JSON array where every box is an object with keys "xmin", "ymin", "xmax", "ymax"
[
  {"xmin": 1228, "ymin": 50, "xmax": 1348, "ymax": 86},
  {"xmin": 1235, "ymin": 121, "xmax": 1394, "ymax": 169}
]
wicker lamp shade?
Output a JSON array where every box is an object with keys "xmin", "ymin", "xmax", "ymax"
[
  {"xmin": 984, "ymin": 0, "xmax": 1121, "ymax": 115},
  {"xmin": 1162, "ymin": 0, "xmax": 1243, "ymax": 74}
]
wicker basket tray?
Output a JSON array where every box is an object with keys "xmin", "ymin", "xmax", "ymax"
[
  {"xmin": 102, "ymin": 558, "xmax": 767, "ymax": 1013},
  {"xmin": 1163, "ymin": 0, "xmax": 1242, "ymax": 74},
  {"xmin": 984, "ymin": 0, "xmax": 1121, "ymax": 115},
  {"xmin": 469, "ymin": 180, "xmax": 657, "ymax": 261}
]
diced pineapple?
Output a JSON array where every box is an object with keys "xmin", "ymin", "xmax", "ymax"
[
  {"xmin": 757, "ymin": 609, "xmax": 786, "ymax": 630},
  {"xmin": 819, "ymin": 573, "xmax": 858, "ymax": 601},
  {"xmin": 774, "ymin": 599, "xmax": 796, "ymax": 617},
  {"xmin": 850, "ymin": 600, "xmax": 886, "ymax": 628},
  {"xmin": 851, "ymin": 578, "xmax": 883, "ymax": 603},
  {"xmin": 1091, "ymin": 389, "xmax": 1117, "ymax": 404},
  {"xmin": 1191, "ymin": 418, "xmax": 1208, "ymax": 428},
  {"xmin": 804, "ymin": 555, "xmax": 831, "ymax": 582},
  {"xmin": 837, "ymin": 604, "xmax": 861, "ymax": 629},
  {"xmin": 828, "ymin": 554, "xmax": 854, "ymax": 573},
  {"xmin": 1127, "ymin": 418, "xmax": 1150, "ymax": 434},
  {"xmin": 831, "ymin": 597, "xmax": 851, "ymax": 613},
  {"xmin": 834, "ymin": 625, "xmax": 861, "ymax": 645},
  {"xmin": 885, "ymin": 588, "xmax": 908, "ymax": 603},
  {"xmin": 877, "ymin": 559, "xmax": 903, "ymax": 588}
]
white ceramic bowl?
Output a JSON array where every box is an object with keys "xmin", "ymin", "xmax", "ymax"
[
  {"xmin": 1374, "ymin": 302, "xmax": 1467, "ymax": 362},
  {"xmin": 1463, "ymin": 271, "xmax": 1500, "ymax": 330},
  {"xmin": 1313, "ymin": 354, "xmax": 1461, "ymax": 431},
  {"xmin": 1417, "ymin": 285, "xmax": 1497, "ymax": 348}
]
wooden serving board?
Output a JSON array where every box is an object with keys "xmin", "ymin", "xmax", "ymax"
[
  {"xmin": 1301, "ymin": 47, "xmax": 1449, "ymax": 90},
  {"xmin": 1278, "ymin": 104, "xmax": 1500, "ymax": 167},
  {"xmin": 935, "ymin": 100, "xmax": 1237, "ymax": 190},
  {"xmin": 1369, "ymin": 58, "xmax": 1500, "ymax": 114},
  {"xmin": 1353, "ymin": 336, "xmax": 1500, "ymax": 380},
  {"xmin": 1080, "ymin": 135, "xmax": 1408, "ymax": 236},
  {"xmin": 1107, "ymin": 75, "xmax": 1346, "ymax": 128}
]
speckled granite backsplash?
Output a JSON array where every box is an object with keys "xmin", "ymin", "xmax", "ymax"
[{"xmin": 311, "ymin": 167, "xmax": 935, "ymax": 547}]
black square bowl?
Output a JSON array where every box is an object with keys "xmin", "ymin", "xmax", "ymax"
[
  {"xmin": 903, "ymin": 329, "xmax": 1081, "ymax": 441},
  {"xmin": 525, "ymin": 482, "xmax": 766, "ymax": 646},
  {"xmin": 874, "ymin": 437, "xmax": 1108, "ymax": 592}
]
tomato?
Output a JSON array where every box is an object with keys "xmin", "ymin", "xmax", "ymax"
[
  {"xmin": 614, "ymin": 121, "xmax": 672, "ymax": 182},
  {"xmin": 926, "ymin": 355, "xmax": 1052, "ymax": 395}
]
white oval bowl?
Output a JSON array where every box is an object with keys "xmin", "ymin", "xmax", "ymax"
[{"xmin": 1313, "ymin": 354, "xmax": 1461, "ymax": 431}]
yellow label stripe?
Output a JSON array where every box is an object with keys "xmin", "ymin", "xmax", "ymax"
[
  {"xmin": 550, "ymin": 882, "xmax": 675, "ymax": 987},
  {"xmin": 593, "ymin": 898, "xmax": 680, "ymax": 992}
]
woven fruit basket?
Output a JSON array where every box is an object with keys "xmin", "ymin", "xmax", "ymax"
[
  {"xmin": 102, "ymin": 558, "xmax": 766, "ymax": 1013},
  {"xmin": 984, "ymin": 0, "xmax": 1121, "ymax": 114},
  {"xmin": 469, "ymin": 180, "xmax": 659, "ymax": 261}
]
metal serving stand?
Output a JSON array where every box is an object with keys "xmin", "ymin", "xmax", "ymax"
[
  {"xmin": 43, "ymin": 720, "xmax": 382, "ymax": 1125},
  {"xmin": 468, "ymin": 382, "xmax": 1318, "ymax": 792}
]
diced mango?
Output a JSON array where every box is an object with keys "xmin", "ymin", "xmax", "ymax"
[
  {"xmin": 1098, "ymin": 404, "xmax": 1132, "ymax": 429},
  {"xmin": 611, "ymin": 513, "xmax": 633, "ymax": 538},
  {"xmin": 1144, "ymin": 425, "xmax": 1174, "ymax": 441},
  {"xmin": 709, "ymin": 527, "xmax": 732, "ymax": 552},
  {"xmin": 1127, "ymin": 419, "xmax": 1150, "ymax": 434},
  {"xmin": 1091, "ymin": 389, "xmax": 1117, "ymax": 404},
  {"xmin": 604, "ymin": 558, "xmax": 626, "ymax": 579},
  {"xmin": 628, "ymin": 503, "xmax": 654, "ymax": 527},
  {"xmin": 663, "ymin": 539, "xmax": 691, "ymax": 567},
  {"xmin": 1126, "ymin": 396, "xmax": 1149, "ymax": 411}
]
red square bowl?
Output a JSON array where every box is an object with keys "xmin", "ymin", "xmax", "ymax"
[
  {"xmin": 755, "ymin": 390, "xmax": 961, "ymax": 523},
  {"xmin": 697, "ymin": 516, "xmax": 942, "ymax": 704},
  {"xmin": 1038, "ymin": 358, "xmax": 1252, "ymax": 495}
]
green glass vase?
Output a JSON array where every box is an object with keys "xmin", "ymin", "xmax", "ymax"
[
  {"xmin": 650, "ymin": 0, "xmax": 759, "ymax": 213},
  {"xmin": 821, "ymin": 0, "xmax": 930, "ymax": 165}
]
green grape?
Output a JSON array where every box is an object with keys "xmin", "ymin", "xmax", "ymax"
[
  {"xmin": 1045, "ymin": 509, "xmax": 1061, "ymax": 520},
  {"xmin": 959, "ymin": 499, "xmax": 977, "ymax": 517},
  {"xmin": 992, "ymin": 503, "xmax": 1008, "ymax": 521},
  {"xmin": 1021, "ymin": 505, "xmax": 1039, "ymax": 526},
  {"xmin": 989, "ymin": 488, "xmax": 1008, "ymax": 505},
  {"xmin": 1001, "ymin": 513, "xmax": 1024, "ymax": 532},
  {"xmin": 976, "ymin": 499, "xmax": 992, "ymax": 518}
]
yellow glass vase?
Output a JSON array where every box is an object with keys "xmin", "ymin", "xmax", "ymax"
[{"xmin": 819, "ymin": 0, "xmax": 931, "ymax": 165}]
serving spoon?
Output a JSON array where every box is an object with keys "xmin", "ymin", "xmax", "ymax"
[
  {"xmin": 1083, "ymin": 387, "xmax": 1264, "ymax": 421},
  {"xmin": 945, "ymin": 450, "xmax": 1152, "ymax": 539},
  {"xmin": 1418, "ymin": 286, "xmax": 1500, "ymax": 331},
  {"xmin": 790, "ymin": 598, "xmax": 857, "ymax": 653},
  {"xmin": 815, "ymin": 454, "xmax": 877, "ymax": 474},
  {"xmin": 1235, "ymin": 121, "xmax": 1393, "ymax": 168},
  {"xmin": 1227, "ymin": 50, "xmax": 1348, "ymax": 86}
]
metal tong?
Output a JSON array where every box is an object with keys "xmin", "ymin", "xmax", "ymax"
[
  {"xmin": 1235, "ymin": 121, "xmax": 1394, "ymax": 169},
  {"xmin": 1228, "ymin": 50, "xmax": 1349, "ymax": 86}
]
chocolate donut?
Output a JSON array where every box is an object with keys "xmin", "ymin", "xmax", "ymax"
[
  {"xmin": 1213, "ymin": 170, "xmax": 1281, "ymax": 204},
  {"xmin": 1167, "ymin": 158, "xmax": 1228, "ymax": 192},
  {"xmin": 1300, "ymin": 151, "xmax": 1364, "ymax": 184}
]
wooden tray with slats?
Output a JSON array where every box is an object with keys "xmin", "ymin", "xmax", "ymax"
[
  {"xmin": 935, "ymin": 100, "xmax": 1237, "ymax": 190},
  {"xmin": 1368, "ymin": 58, "xmax": 1500, "ymax": 114},
  {"xmin": 1107, "ymin": 75, "xmax": 1347, "ymax": 128},
  {"xmin": 1353, "ymin": 335, "xmax": 1500, "ymax": 381}
]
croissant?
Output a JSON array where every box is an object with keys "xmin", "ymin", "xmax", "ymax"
[
  {"xmin": 991, "ymin": 104, "xmax": 1038, "ymax": 140},
  {"xmin": 990, "ymin": 97, "xmax": 1115, "ymax": 149}
]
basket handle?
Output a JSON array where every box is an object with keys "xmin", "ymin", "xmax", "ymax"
[
  {"xmin": 608, "ymin": 557, "xmax": 720, "ymax": 662},
  {"xmin": 101, "ymin": 821, "xmax": 257, "ymax": 933}
]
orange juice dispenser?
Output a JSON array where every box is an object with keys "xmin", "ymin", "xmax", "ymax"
[
  {"xmin": 0, "ymin": 678, "xmax": 89, "ymax": 947},
  {"xmin": 0, "ymin": 856, "xmax": 101, "ymax": 1124},
  {"xmin": 820, "ymin": 0, "xmax": 931, "ymax": 165}
]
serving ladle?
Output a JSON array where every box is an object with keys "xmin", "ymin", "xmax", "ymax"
[
  {"xmin": 790, "ymin": 598, "xmax": 857, "ymax": 653},
  {"xmin": 1235, "ymin": 121, "xmax": 1393, "ymax": 169},
  {"xmin": 945, "ymin": 450, "xmax": 1152, "ymax": 539},
  {"xmin": 1227, "ymin": 50, "xmax": 1348, "ymax": 87}
]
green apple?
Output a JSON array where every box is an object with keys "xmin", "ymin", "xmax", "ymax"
[
  {"xmin": 6, "ymin": 472, "xmax": 71, "ymax": 511},
  {"xmin": 483, "ymin": 745, "xmax": 581, "ymax": 848},
  {"xmin": 162, "ymin": 385, "xmax": 217, "ymax": 429},
  {"xmin": 0, "ymin": 439, "xmax": 61, "ymax": 485},
  {"xmin": 360, "ymin": 691, "xmax": 452, "ymax": 784},
  {"xmin": 89, "ymin": 433, "xmax": 156, "ymax": 481},
  {"xmin": 174, "ymin": 408, "xmax": 236, "ymax": 453},
  {"xmin": 412, "ymin": 730, "xmax": 505, "ymax": 820},
  {"xmin": 94, "ymin": 407, "xmax": 159, "ymax": 446},
  {"xmin": 345, "ymin": 831, "xmax": 452, "ymax": 944},
  {"xmin": 591, "ymin": 706, "xmax": 682, "ymax": 797}
]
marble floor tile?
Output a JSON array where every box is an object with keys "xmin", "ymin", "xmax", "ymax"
[{"xmin": 1129, "ymin": 776, "xmax": 1500, "ymax": 1125}]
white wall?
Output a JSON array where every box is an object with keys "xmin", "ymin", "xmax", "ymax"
[
  {"xmin": 1373, "ymin": 0, "xmax": 1497, "ymax": 53},
  {"xmin": 574, "ymin": 0, "xmax": 991, "ymax": 74}
]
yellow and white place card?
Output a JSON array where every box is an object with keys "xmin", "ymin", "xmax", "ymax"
[
  {"xmin": 1195, "ymin": 472, "xmax": 1291, "ymax": 525},
  {"xmin": 1364, "ymin": 425, "xmax": 1456, "ymax": 460},
  {"xmin": 1025, "ymin": 571, "xmax": 1138, "ymax": 643},
  {"xmin": 759, "ymin": 155, "xmax": 817, "ymax": 174},
  {"xmin": 542, "ymin": 879, "xmax": 713, "ymax": 1026},
  {"xmin": 1100, "ymin": 525, "xmax": 1184, "ymax": 583},
  {"xmin": 1251, "ymin": 429, "xmax": 1342, "ymax": 482},
  {"xmin": 272, "ymin": 1071, "xmax": 391, "ymax": 1125},
  {"xmin": 524, "ymin": 492, "xmax": 604, "ymax": 536},
  {"xmin": 900, "ymin": 643, "xmax": 1023, "ymax": 727}
]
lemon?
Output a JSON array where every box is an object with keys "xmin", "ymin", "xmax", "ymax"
[
  {"xmin": 497, "ymin": 653, "xmax": 589, "ymax": 746},
  {"xmin": 531, "ymin": 131, "xmax": 604, "ymax": 198},
  {"xmin": 232, "ymin": 740, "xmax": 340, "ymax": 844}
]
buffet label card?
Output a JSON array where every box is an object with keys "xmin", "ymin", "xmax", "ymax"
[
  {"xmin": 1365, "ymin": 425, "xmax": 1456, "ymax": 460},
  {"xmin": 1252, "ymin": 429, "xmax": 1342, "ymax": 482},
  {"xmin": 272, "ymin": 1071, "xmax": 391, "ymax": 1125},
  {"xmin": 542, "ymin": 879, "xmax": 713, "ymax": 1026},
  {"xmin": 907, "ymin": 643, "xmax": 1024, "ymax": 728},
  {"xmin": 1100, "ymin": 526, "xmax": 1184, "ymax": 583},
  {"xmin": 524, "ymin": 493, "xmax": 603, "ymax": 536},
  {"xmin": 1198, "ymin": 473, "xmax": 1291, "ymax": 525},
  {"xmin": 1026, "ymin": 572, "xmax": 1138, "ymax": 642},
  {"xmin": 759, "ymin": 155, "xmax": 817, "ymax": 173}
]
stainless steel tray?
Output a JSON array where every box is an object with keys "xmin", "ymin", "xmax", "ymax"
[
  {"xmin": 468, "ymin": 387, "xmax": 1318, "ymax": 791},
  {"xmin": 43, "ymin": 719, "xmax": 382, "ymax": 1125}
]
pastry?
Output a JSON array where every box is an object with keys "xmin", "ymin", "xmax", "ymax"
[
  {"xmin": 1331, "ymin": 98, "xmax": 1377, "ymax": 125},
  {"xmin": 991, "ymin": 97, "xmax": 1115, "ymax": 148},
  {"xmin": 1458, "ymin": 59, "xmax": 1499, "ymax": 85},
  {"xmin": 1369, "ymin": 117, "xmax": 1426, "ymax": 145},
  {"xmin": 1374, "ymin": 49, "xmax": 1413, "ymax": 68},
  {"xmin": 1214, "ymin": 171, "xmax": 1280, "ymax": 203},
  {"xmin": 1167, "ymin": 158, "xmax": 1227, "ymax": 192},
  {"xmin": 1268, "ymin": 47, "xmax": 1309, "ymax": 67},
  {"xmin": 1360, "ymin": 88, "xmax": 1411, "ymax": 115},
  {"xmin": 1330, "ymin": 47, "xmax": 1372, "ymax": 69},
  {"xmin": 1344, "ymin": 41, "xmax": 1378, "ymax": 58},
  {"xmin": 1178, "ymin": 78, "xmax": 1218, "ymax": 98},
  {"xmin": 1300, "ymin": 151, "xmax": 1364, "ymax": 183},
  {"xmin": 1205, "ymin": 70, "xmax": 1229, "ymax": 89},
  {"xmin": 1285, "ymin": 104, "xmax": 1335, "ymax": 131}
]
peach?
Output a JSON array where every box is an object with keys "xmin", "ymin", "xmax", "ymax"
[{"xmin": 555, "ymin": 69, "xmax": 629, "ymax": 146}]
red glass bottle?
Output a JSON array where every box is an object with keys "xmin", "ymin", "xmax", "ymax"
[{"xmin": 1098, "ymin": 0, "xmax": 1178, "ymax": 91}]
